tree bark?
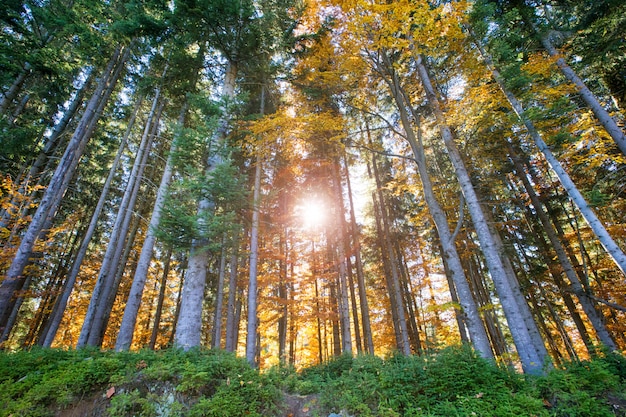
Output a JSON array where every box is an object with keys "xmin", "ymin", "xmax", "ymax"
[
  {"xmin": 474, "ymin": 39, "xmax": 626, "ymax": 278},
  {"xmin": 211, "ymin": 235, "xmax": 228, "ymax": 349},
  {"xmin": 343, "ymin": 151, "xmax": 374, "ymax": 354},
  {"xmin": 246, "ymin": 153, "xmax": 262, "ymax": 365},
  {"xmin": 0, "ymin": 46, "xmax": 128, "ymax": 336},
  {"xmin": 149, "ymin": 247, "xmax": 172, "ymax": 350},
  {"xmin": 39, "ymin": 94, "xmax": 142, "ymax": 347},
  {"xmin": 414, "ymin": 53, "xmax": 547, "ymax": 373},
  {"xmin": 508, "ymin": 144, "xmax": 616, "ymax": 350},
  {"xmin": 175, "ymin": 61, "xmax": 237, "ymax": 350},
  {"xmin": 115, "ymin": 100, "xmax": 187, "ymax": 351},
  {"xmin": 375, "ymin": 54, "xmax": 494, "ymax": 360},
  {"xmin": 225, "ymin": 236, "xmax": 240, "ymax": 352},
  {"xmin": 78, "ymin": 91, "xmax": 163, "ymax": 347}
]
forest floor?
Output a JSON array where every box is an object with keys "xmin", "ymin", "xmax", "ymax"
[
  {"xmin": 54, "ymin": 390, "xmax": 322, "ymax": 417},
  {"xmin": 2, "ymin": 347, "xmax": 625, "ymax": 417}
]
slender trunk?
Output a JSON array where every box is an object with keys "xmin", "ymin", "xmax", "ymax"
[
  {"xmin": 149, "ymin": 247, "xmax": 172, "ymax": 350},
  {"xmin": 168, "ymin": 266, "xmax": 185, "ymax": 347},
  {"xmin": 278, "ymin": 226, "xmax": 288, "ymax": 363},
  {"xmin": 414, "ymin": 53, "xmax": 547, "ymax": 373},
  {"xmin": 343, "ymin": 152, "xmax": 374, "ymax": 354},
  {"xmin": 508, "ymin": 144, "xmax": 616, "ymax": 349},
  {"xmin": 531, "ymin": 25, "xmax": 626, "ymax": 154},
  {"xmin": 371, "ymin": 155, "xmax": 410, "ymax": 355},
  {"xmin": 0, "ymin": 64, "xmax": 30, "ymax": 115},
  {"xmin": 212, "ymin": 235, "xmax": 228, "ymax": 349},
  {"xmin": 246, "ymin": 154, "xmax": 262, "ymax": 365},
  {"xmin": 331, "ymin": 161, "xmax": 353, "ymax": 354},
  {"xmin": 376, "ymin": 58, "xmax": 494, "ymax": 360},
  {"xmin": 78, "ymin": 92, "xmax": 163, "ymax": 347},
  {"xmin": 0, "ymin": 46, "xmax": 128, "ymax": 335},
  {"xmin": 474, "ymin": 39, "xmax": 626, "ymax": 278},
  {"xmin": 115, "ymin": 100, "xmax": 187, "ymax": 351},
  {"xmin": 175, "ymin": 61, "xmax": 237, "ymax": 350},
  {"xmin": 225, "ymin": 236, "xmax": 240, "ymax": 352},
  {"xmin": 40, "ymin": 95, "xmax": 142, "ymax": 347}
]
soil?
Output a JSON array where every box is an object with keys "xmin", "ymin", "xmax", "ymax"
[
  {"xmin": 279, "ymin": 392, "xmax": 322, "ymax": 417},
  {"xmin": 51, "ymin": 388, "xmax": 322, "ymax": 417}
]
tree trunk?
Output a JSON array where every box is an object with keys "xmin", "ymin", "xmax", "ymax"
[
  {"xmin": 149, "ymin": 247, "xmax": 172, "ymax": 350},
  {"xmin": 530, "ymin": 24, "xmax": 626, "ymax": 155},
  {"xmin": 225, "ymin": 236, "xmax": 240, "ymax": 352},
  {"xmin": 246, "ymin": 153, "xmax": 262, "ymax": 366},
  {"xmin": 508, "ymin": 144, "xmax": 616, "ymax": 350},
  {"xmin": 370, "ymin": 154, "xmax": 411, "ymax": 355},
  {"xmin": 414, "ymin": 53, "xmax": 547, "ymax": 374},
  {"xmin": 0, "ymin": 46, "xmax": 128, "ymax": 336},
  {"xmin": 39, "ymin": 94, "xmax": 142, "ymax": 347},
  {"xmin": 115, "ymin": 100, "xmax": 187, "ymax": 351},
  {"xmin": 330, "ymin": 160, "xmax": 353, "ymax": 354},
  {"xmin": 0, "ymin": 63, "xmax": 30, "ymax": 115},
  {"xmin": 212, "ymin": 235, "xmax": 228, "ymax": 349},
  {"xmin": 78, "ymin": 91, "xmax": 163, "ymax": 347},
  {"xmin": 343, "ymin": 151, "xmax": 374, "ymax": 354},
  {"xmin": 175, "ymin": 61, "xmax": 237, "ymax": 350},
  {"xmin": 376, "ymin": 56, "xmax": 494, "ymax": 360},
  {"xmin": 474, "ymin": 39, "xmax": 626, "ymax": 278}
]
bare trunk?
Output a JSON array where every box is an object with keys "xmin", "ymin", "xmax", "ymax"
[
  {"xmin": 532, "ymin": 26, "xmax": 626, "ymax": 155},
  {"xmin": 225, "ymin": 237, "xmax": 240, "ymax": 352},
  {"xmin": 331, "ymin": 161, "xmax": 353, "ymax": 354},
  {"xmin": 0, "ymin": 64, "xmax": 30, "ymax": 115},
  {"xmin": 377, "ymin": 56, "xmax": 494, "ymax": 360},
  {"xmin": 212, "ymin": 235, "xmax": 228, "ymax": 349},
  {"xmin": 415, "ymin": 54, "xmax": 547, "ymax": 374},
  {"xmin": 149, "ymin": 248, "xmax": 172, "ymax": 350},
  {"xmin": 343, "ymin": 152, "xmax": 374, "ymax": 354},
  {"xmin": 115, "ymin": 100, "xmax": 187, "ymax": 351},
  {"xmin": 78, "ymin": 91, "xmax": 163, "ymax": 347},
  {"xmin": 175, "ymin": 62, "xmax": 237, "ymax": 350},
  {"xmin": 371, "ymin": 153, "xmax": 411, "ymax": 355},
  {"xmin": 508, "ymin": 145, "xmax": 615, "ymax": 349},
  {"xmin": 0, "ymin": 46, "xmax": 128, "ymax": 335},
  {"xmin": 246, "ymin": 154, "xmax": 262, "ymax": 365},
  {"xmin": 475, "ymin": 39, "xmax": 626, "ymax": 279},
  {"xmin": 40, "ymin": 95, "xmax": 142, "ymax": 347}
]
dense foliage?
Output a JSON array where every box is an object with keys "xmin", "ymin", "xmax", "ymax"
[{"xmin": 1, "ymin": 346, "xmax": 625, "ymax": 416}]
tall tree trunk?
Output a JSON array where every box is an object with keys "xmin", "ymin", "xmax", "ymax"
[
  {"xmin": 474, "ymin": 39, "xmax": 626, "ymax": 278},
  {"xmin": 115, "ymin": 100, "xmax": 187, "ymax": 351},
  {"xmin": 330, "ymin": 160, "xmax": 353, "ymax": 354},
  {"xmin": 149, "ymin": 247, "xmax": 172, "ymax": 350},
  {"xmin": 246, "ymin": 153, "xmax": 262, "ymax": 366},
  {"xmin": 175, "ymin": 61, "xmax": 237, "ymax": 350},
  {"xmin": 343, "ymin": 151, "xmax": 374, "ymax": 354},
  {"xmin": 414, "ymin": 53, "xmax": 547, "ymax": 374},
  {"xmin": 225, "ymin": 236, "xmax": 240, "ymax": 352},
  {"xmin": 278, "ymin": 224, "xmax": 289, "ymax": 363},
  {"xmin": 508, "ymin": 144, "xmax": 616, "ymax": 349},
  {"xmin": 0, "ymin": 63, "xmax": 30, "ymax": 115},
  {"xmin": 376, "ymin": 58, "xmax": 494, "ymax": 360},
  {"xmin": 40, "ymin": 95, "xmax": 142, "ymax": 347},
  {"xmin": 530, "ymin": 23, "xmax": 626, "ymax": 154},
  {"xmin": 371, "ymin": 155, "xmax": 411, "ymax": 355},
  {"xmin": 78, "ymin": 91, "xmax": 163, "ymax": 347},
  {"xmin": 212, "ymin": 235, "xmax": 228, "ymax": 349},
  {"xmin": 0, "ymin": 46, "xmax": 128, "ymax": 336}
]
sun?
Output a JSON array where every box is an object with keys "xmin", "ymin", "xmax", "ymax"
[{"xmin": 298, "ymin": 196, "xmax": 328, "ymax": 230}]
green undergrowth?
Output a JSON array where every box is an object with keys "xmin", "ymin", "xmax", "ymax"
[
  {"xmin": 289, "ymin": 345, "xmax": 626, "ymax": 417},
  {"xmin": 0, "ymin": 345, "xmax": 624, "ymax": 416},
  {"xmin": 0, "ymin": 348, "xmax": 280, "ymax": 417}
]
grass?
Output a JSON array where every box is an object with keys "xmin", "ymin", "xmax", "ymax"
[{"xmin": 0, "ymin": 345, "xmax": 624, "ymax": 416}]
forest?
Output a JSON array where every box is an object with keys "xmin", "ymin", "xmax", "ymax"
[{"xmin": 0, "ymin": 0, "xmax": 625, "ymax": 378}]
